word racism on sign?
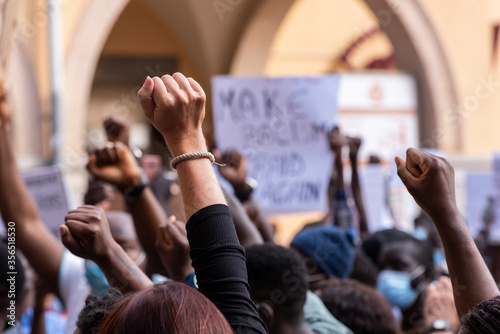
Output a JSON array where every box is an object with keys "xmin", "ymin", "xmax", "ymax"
[{"xmin": 212, "ymin": 75, "xmax": 340, "ymax": 214}]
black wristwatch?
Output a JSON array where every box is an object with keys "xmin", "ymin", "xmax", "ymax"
[
  {"xmin": 429, "ymin": 319, "xmax": 452, "ymax": 332},
  {"xmin": 122, "ymin": 171, "xmax": 148, "ymax": 200},
  {"xmin": 234, "ymin": 177, "xmax": 258, "ymax": 202}
]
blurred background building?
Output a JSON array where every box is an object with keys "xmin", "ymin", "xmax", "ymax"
[{"xmin": 3, "ymin": 0, "xmax": 500, "ymax": 206}]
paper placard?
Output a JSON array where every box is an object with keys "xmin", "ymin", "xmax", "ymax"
[
  {"xmin": 465, "ymin": 171, "xmax": 494, "ymax": 239},
  {"xmin": 360, "ymin": 164, "xmax": 395, "ymax": 232},
  {"xmin": 0, "ymin": 166, "xmax": 72, "ymax": 237},
  {"xmin": 212, "ymin": 75, "xmax": 340, "ymax": 214}
]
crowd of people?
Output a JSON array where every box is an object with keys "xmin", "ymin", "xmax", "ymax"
[{"xmin": 0, "ymin": 72, "xmax": 499, "ymax": 334}]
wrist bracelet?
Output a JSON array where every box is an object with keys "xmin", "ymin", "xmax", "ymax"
[
  {"xmin": 122, "ymin": 170, "xmax": 148, "ymax": 200},
  {"xmin": 170, "ymin": 151, "xmax": 225, "ymax": 170}
]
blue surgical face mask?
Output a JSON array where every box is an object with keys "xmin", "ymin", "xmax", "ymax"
[
  {"xmin": 85, "ymin": 261, "xmax": 110, "ymax": 297},
  {"xmin": 413, "ymin": 226, "xmax": 429, "ymax": 241},
  {"xmin": 433, "ymin": 249, "xmax": 446, "ymax": 267},
  {"xmin": 378, "ymin": 266, "xmax": 425, "ymax": 311}
]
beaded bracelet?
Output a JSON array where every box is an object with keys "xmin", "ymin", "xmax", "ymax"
[{"xmin": 170, "ymin": 151, "xmax": 225, "ymax": 170}]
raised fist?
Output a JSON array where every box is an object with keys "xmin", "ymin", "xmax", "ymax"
[
  {"xmin": 328, "ymin": 126, "xmax": 347, "ymax": 152},
  {"xmin": 103, "ymin": 116, "xmax": 131, "ymax": 146},
  {"xmin": 87, "ymin": 142, "xmax": 141, "ymax": 191},
  {"xmin": 214, "ymin": 149, "xmax": 248, "ymax": 193},
  {"xmin": 347, "ymin": 136, "xmax": 362, "ymax": 159},
  {"xmin": 395, "ymin": 148, "xmax": 457, "ymax": 220},
  {"xmin": 61, "ymin": 205, "xmax": 117, "ymax": 263},
  {"xmin": 423, "ymin": 276, "xmax": 460, "ymax": 332},
  {"xmin": 137, "ymin": 73, "xmax": 207, "ymax": 157},
  {"xmin": 155, "ymin": 216, "xmax": 193, "ymax": 281}
]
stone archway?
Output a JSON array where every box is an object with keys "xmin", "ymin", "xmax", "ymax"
[
  {"xmin": 63, "ymin": 0, "xmax": 130, "ymax": 193},
  {"xmin": 231, "ymin": 0, "xmax": 460, "ymax": 151}
]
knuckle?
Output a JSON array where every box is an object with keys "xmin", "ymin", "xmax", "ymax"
[
  {"xmin": 176, "ymin": 94, "xmax": 189, "ymax": 105},
  {"xmin": 88, "ymin": 225, "xmax": 100, "ymax": 237}
]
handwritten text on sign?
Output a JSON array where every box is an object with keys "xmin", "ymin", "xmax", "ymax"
[
  {"xmin": 212, "ymin": 75, "xmax": 340, "ymax": 214},
  {"xmin": 0, "ymin": 166, "xmax": 71, "ymax": 237},
  {"xmin": 22, "ymin": 166, "xmax": 71, "ymax": 235}
]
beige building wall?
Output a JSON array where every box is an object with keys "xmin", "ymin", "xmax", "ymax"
[
  {"xmin": 5, "ymin": 0, "xmax": 500, "ymax": 200},
  {"xmin": 265, "ymin": 0, "xmax": 393, "ymax": 74},
  {"xmin": 87, "ymin": 0, "xmax": 200, "ymax": 132},
  {"xmin": 419, "ymin": 0, "xmax": 500, "ymax": 155}
]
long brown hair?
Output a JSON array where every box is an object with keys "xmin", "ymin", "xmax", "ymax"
[{"xmin": 99, "ymin": 281, "xmax": 233, "ymax": 334}]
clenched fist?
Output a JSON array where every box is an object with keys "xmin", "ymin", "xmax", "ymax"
[
  {"xmin": 87, "ymin": 142, "xmax": 142, "ymax": 191},
  {"xmin": 155, "ymin": 216, "xmax": 193, "ymax": 281},
  {"xmin": 214, "ymin": 149, "xmax": 248, "ymax": 193},
  {"xmin": 137, "ymin": 73, "xmax": 207, "ymax": 157},
  {"xmin": 395, "ymin": 148, "xmax": 458, "ymax": 221},
  {"xmin": 61, "ymin": 205, "xmax": 117, "ymax": 263},
  {"xmin": 103, "ymin": 116, "xmax": 131, "ymax": 146}
]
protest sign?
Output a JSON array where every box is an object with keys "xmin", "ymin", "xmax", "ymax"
[
  {"xmin": 0, "ymin": 165, "xmax": 73, "ymax": 236},
  {"xmin": 466, "ymin": 171, "xmax": 494, "ymax": 239},
  {"xmin": 337, "ymin": 73, "xmax": 418, "ymax": 161},
  {"xmin": 360, "ymin": 164, "xmax": 395, "ymax": 232},
  {"xmin": 490, "ymin": 153, "xmax": 500, "ymax": 242},
  {"xmin": 212, "ymin": 75, "xmax": 340, "ymax": 214}
]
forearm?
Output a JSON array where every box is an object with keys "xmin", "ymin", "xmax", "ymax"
[
  {"xmin": 334, "ymin": 150, "xmax": 345, "ymax": 191},
  {"xmin": 31, "ymin": 299, "xmax": 46, "ymax": 334},
  {"xmin": 245, "ymin": 197, "xmax": 275, "ymax": 242},
  {"xmin": 253, "ymin": 209, "xmax": 275, "ymax": 242},
  {"xmin": 432, "ymin": 209, "xmax": 499, "ymax": 316},
  {"xmin": 98, "ymin": 243, "xmax": 153, "ymax": 293},
  {"xmin": 0, "ymin": 126, "xmax": 39, "ymax": 223},
  {"xmin": 350, "ymin": 157, "xmax": 368, "ymax": 236},
  {"xmin": 0, "ymin": 126, "xmax": 62, "ymax": 291},
  {"xmin": 223, "ymin": 189, "xmax": 263, "ymax": 246},
  {"xmin": 126, "ymin": 188, "xmax": 168, "ymax": 274},
  {"xmin": 187, "ymin": 205, "xmax": 267, "ymax": 333},
  {"xmin": 169, "ymin": 135, "xmax": 226, "ymax": 220}
]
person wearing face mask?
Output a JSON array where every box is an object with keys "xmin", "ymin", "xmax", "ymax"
[{"xmin": 377, "ymin": 237, "xmax": 436, "ymax": 332}]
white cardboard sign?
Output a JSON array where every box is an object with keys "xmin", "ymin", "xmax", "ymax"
[
  {"xmin": 0, "ymin": 166, "xmax": 72, "ymax": 236},
  {"xmin": 212, "ymin": 75, "xmax": 340, "ymax": 214}
]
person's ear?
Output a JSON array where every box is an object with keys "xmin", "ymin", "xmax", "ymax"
[{"xmin": 256, "ymin": 300, "xmax": 274, "ymax": 329}]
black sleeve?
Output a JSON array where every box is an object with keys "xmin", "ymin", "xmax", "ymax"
[{"xmin": 186, "ymin": 204, "xmax": 268, "ymax": 334}]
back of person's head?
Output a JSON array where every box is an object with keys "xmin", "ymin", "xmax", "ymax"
[
  {"xmin": 317, "ymin": 279, "xmax": 398, "ymax": 334},
  {"xmin": 349, "ymin": 249, "xmax": 379, "ymax": 287},
  {"xmin": 460, "ymin": 295, "xmax": 500, "ymax": 334},
  {"xmin": 0, "ymin": 240, "xmax": 25, "ymax": 309},
  {"xmin": 361, "ymin": 228, "xmax": 413, "ymax": 269},
  {"xmin": 290, "ymin": 226, "xmax": 354, "ymax": 279},
  {"xmin": 379, "ymin": 237, "xmax": 435, "ymax": 277},
  {"xmin": 99, "ymin": 282, "xmax": 232, "ymax": 334},
  {"xmin": 245, "ymin": 244, "xmax": 308, "ymax": 327},
  {"xmin": 76, "ymin": 288, "xmax": 123, "ymax": 334}
]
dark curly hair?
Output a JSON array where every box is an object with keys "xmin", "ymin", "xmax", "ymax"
[
  {"xmin": 245, "ymin": 243, "xmax": 308, "ymax": 322},
  {"xmin": 349, "ymin": 249, "xmax": 379, "ymax": 287},
  {"xmin": 460, "ymin": 295, "xmax": 500, "ymax": 334},
  {"xmin": 318, "ymin": 278, "xmax": 399, "ymax": 334},
  {"xmin": 76, "ymin": 288, "xmax": 124, "ymax": 334}
]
